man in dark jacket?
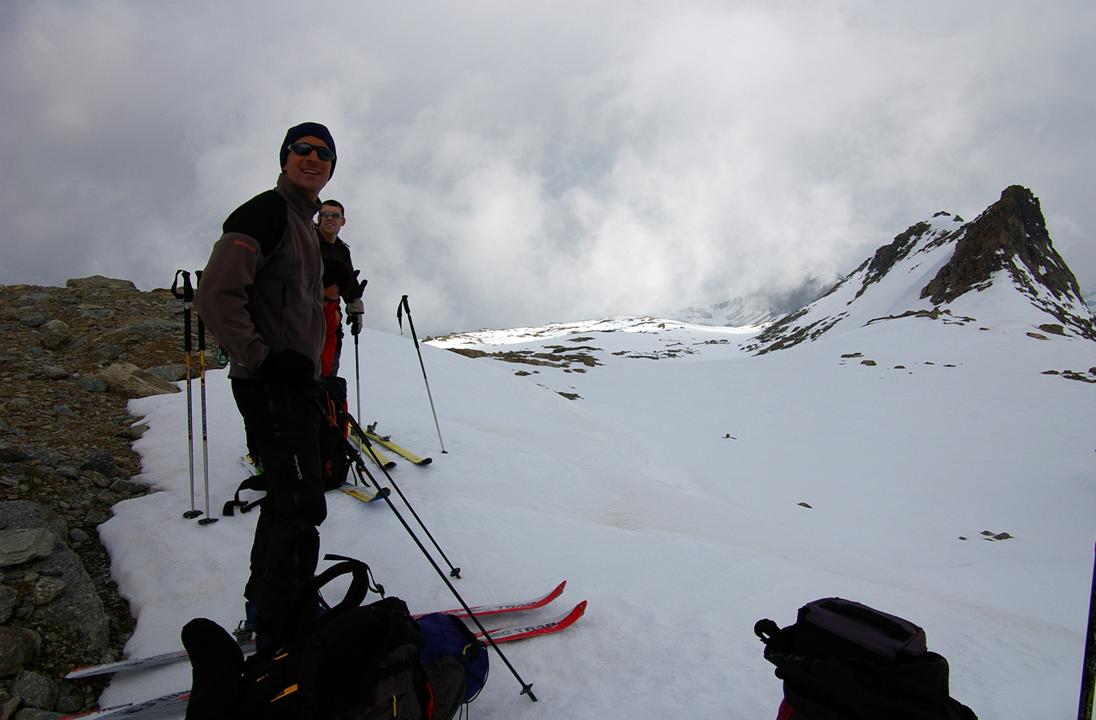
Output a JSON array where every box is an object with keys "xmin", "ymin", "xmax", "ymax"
[
  {"xmin": 194, "ymin": 121, "xmax": 336, "ymax": 652},
  {"xmin": 316, "ymin": 199, "xmax": 363, "ymax": 376}
]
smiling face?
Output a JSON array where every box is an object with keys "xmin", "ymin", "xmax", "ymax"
[
  {"xmin": 282, "ymin": 135, "xmax": 333, "ymax": 200},
  {"xmin": 318, "ymin": 203, "xmax": 345, "ymax": 242}
]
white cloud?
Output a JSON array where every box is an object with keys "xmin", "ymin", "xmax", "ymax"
[{"xmin": 1, "ymin": 1, "xmax": 1093, "ymax": 333}]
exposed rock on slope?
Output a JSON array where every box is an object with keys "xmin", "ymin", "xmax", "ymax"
[{"xmin": 745, "ymin": 186, "xmax": 1095, "ymax": 354}]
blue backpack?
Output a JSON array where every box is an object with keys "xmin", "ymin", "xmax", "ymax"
[{"xmin": 418, "ymin": 612, "xmax": 490, "ymax": 718}]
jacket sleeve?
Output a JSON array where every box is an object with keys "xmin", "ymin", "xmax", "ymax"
[
  {"xmin": 194, "ymin": 192, "xmax": 286, "ymax": 373},
  {"xmin": 340, "ymin": 241, "xmax": 363, "ymax": 303}
]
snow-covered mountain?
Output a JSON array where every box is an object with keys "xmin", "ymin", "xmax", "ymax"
[
  {"xmin": 745, "ymin": 185, "xmax": 1096, "ymax": 354},
  {"xmin": 664, "ymin": 277, "xmax": 836, "ymax": 328},
  {"xmin": 94, "ymin": 185, "xmax": 1094, "ymax": 719}
]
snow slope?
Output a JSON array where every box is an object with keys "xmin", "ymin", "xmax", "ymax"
[{"xmin": 93, "ymin": 275, "xmax": 1096, "ymax": 719}]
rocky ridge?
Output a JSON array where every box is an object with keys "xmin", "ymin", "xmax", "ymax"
[
  {"xmin": 0, "ymin": 276, "xmax": 208, "ymax": 717},
  {"xmin": 744, "ymin": 186, "xmax": 1096, "ymax": 354}
]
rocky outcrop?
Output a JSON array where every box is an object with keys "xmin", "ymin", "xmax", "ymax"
[
  {"xmin": 0, "ymin": 276, "xmax": 226, "ymax": 715},
  {"xmin": 920, "ymin": 186, "xmax": 1095, "ymax": 339},
  {"xmin": 744, "ymin": 186, "xmax": 1096, "ymax": 353}
]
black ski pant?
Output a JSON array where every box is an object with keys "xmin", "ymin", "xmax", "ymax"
[{"xmin": 230, "ymin": 378, "xmax": 327, "ymax": 652}]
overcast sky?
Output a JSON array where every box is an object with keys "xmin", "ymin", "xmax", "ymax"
[{"xmin": 2, "ymin": 1, "xmax": 1093, "ymax": 335}]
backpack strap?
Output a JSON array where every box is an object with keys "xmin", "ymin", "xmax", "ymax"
[
  {"xmin": 222, "ymin": 474, "xmax": 267, "ymax": 516},
  {"xmin": 316, "ymin": 554, "xmax": 386, "ymax": 612}
]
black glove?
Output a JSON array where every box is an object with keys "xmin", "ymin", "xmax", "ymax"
[{"xmin": 258, "ymin": 350, "xmax": 314, "ymax": 384}]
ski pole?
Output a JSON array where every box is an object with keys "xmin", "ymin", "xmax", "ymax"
[
  {"xmin": 171, "ymin": 270, "xmax": 201, "ymax": 520},
  {"xmin": 337, "ymin": 418, "xmax": 536, "ymax": 702},
  {"xmin": 396, "ymin": 295, "xmax": 446, "ymax": 453},
  {"xmin": 193, "ymin": 271, "xmax": 218, "ymax": 526},
  {"xmin": 344, "ymin": 409, "xmax": 460, "ymax": 579},
  {"xmin": 353, "ymin": 278, "xmax": 367, "ymax": 421},
  {"xmin": 1079, "ymin": 540, "xmax": 1096, "ymax": 720}
]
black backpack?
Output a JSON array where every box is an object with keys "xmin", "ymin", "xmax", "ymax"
[
  {"xmin": 223, "ymin": 378, "xmax": 351, "ymax": 517},
  {"xmin": 183, "ymin": 557, "xmax": 436, "ymax": 720},
  {"xmin": 318, "ymin": 375, "xmax": 351, "ymax": 490},
  {"xmin": 755, "ymin": 597, "xmax": 978, "ymax": 720}
]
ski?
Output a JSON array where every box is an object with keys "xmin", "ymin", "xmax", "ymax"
[
  {"xmin": 60, "ymin": 690, "xmax": 191, "ymax": 719},
  {"xmin": 63, "ymin": 599, "xmax": 586, "ymax": 719},
  {"xmin": 361, "ymin": 425, "xmax": 432, "ymax": 465},
  {"xmin": 339, "ymin": 483, "xmax": 388, "ymax": 504},
  {"xmin": 347, "ymin": 431, "xmax": 396, "ymax": 470},
  {"xmin": 66, "ymin": 581, "xmax": 567, "ymax": 680},
  {"xmin": 476, "ymin": 600, "xmax": 587, "ymax": 644},
  {"xmin": 238, "ymin": 455, "xmax": 384, "ymax": 505},
  {"xmin": 418, "ymin": 580, "xmax": 566, "ymax": 620}
]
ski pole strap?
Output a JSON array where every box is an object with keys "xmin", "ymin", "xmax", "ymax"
[
  {"xmin": 396, "ymin": 295, "xmax": 409, "ymax": 335},
  {"xmin": 171, "ymin": 269, "xmax": 194, "ymax": 302},
  {"xmin": 222, "ymin": 474, "xmax": 267, "ymax": 516}
]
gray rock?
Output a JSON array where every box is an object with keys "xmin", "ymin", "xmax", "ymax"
[
  {"xmin": 33, "ymin": 577, "xmax": 65, "ymax": 606},
  {"xmin": 0, "ymin": 503, "xmax": 66, "ymax": 539},
  {"xmin": 97, "ymin": 363, "xmax": 178, "ymax": 399},
  {"xmin": 78, "ymin": 452, "xmax": 115, "ymax": 477},
  {"xmin": 0, "ymin": 530, "xmax": 55, "ymax": 568},
  {"xmin": 18, "ymin": 314, "xmax": 50, "ymax": 329},
  {"xmin": 38, "ymin": 366, "xmax": 68, "ymax": 381},
  {"xmin": 0, "ymin": 442, "xmax": 30, "ymax": 463},
  {"xmin": 53, "ymin": 684, "xmax": 84, "ymax": 714},
  {"xmin": 11, "ymin": 671, "xmax": 59, "ymax": 711},
  {"xmin": 86, "ymin": 472, "xmax": 111, "ymax": 489},
  {"xmin": 85, "ymin": 510, "xmax": 111, "ymax": 526},
  {"xmin": 76, "ymin": 377, "xmax": 107, "ymax": 393},
  {"xmin": 25, "ymin": 449, "xmax": 67, "ymax": 468},
  {"xmin": 94, "ymin": 345, "xmax": 124, "ymax": 362},
  {"xmin": 109, "ymin": 479, "xmax": 145, "ymax": 496},
  {"xmin": 68, "ymin": 529, "xmax": 89, "ymax": 545},
  {"xmin": 55, "ymin": 466, "xmax": 78, "ymax": 480},
  {"xmin": 0, "ymin": 585, "xmax": 16, "ymax": 622},
  {"xmin": 148, "ymin": 364, "xmax": 186, "ymax": 382},
  {"xmin": 65, "ymin": 276, "xmax": 137, "ymax": 291},
  {"xmin": 0, "ymin": 626, "xmax": 40, "ymax": 677},
  {"xmin": 0, "ymin": 503, "xmax": 106, "ymax": 654},
  {"xmin": 1, "ymin": 696, "xmax": 19, "ymax": 720},
  {"xmin": 76, "ymin": 305, "xmax": 113, "ymax": 321}
]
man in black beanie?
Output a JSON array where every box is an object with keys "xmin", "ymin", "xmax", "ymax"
[{"xmin": 195, "ymin": 122, "xmax": 337, "ymax": 653}]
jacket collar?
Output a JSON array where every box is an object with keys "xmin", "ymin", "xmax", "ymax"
[{"xmin": 276, "ymin": 173, "xmax": 322, "ymax": 219}]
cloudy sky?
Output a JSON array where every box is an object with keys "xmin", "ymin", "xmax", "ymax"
[{"xmin": 2, "ymin": 1, "xmax": 1093, "ymax": 335}]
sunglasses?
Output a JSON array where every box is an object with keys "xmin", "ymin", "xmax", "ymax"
[
  {"xmin": 286, "ymin": 142, "xmax": 335, "ymax": 162},
  {"xmin": 319, "ymin": 211, "xmax": 343, "ymax": 220}
]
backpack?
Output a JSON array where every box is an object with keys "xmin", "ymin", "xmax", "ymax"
[
  {"xmin": 755, "ymin": 597, "xmax": 978, "ymax": 720},
  {"xmin": 223, "ymin": 378, "xmax": 351, "ymax": 517},
  {"xmin": 183, "ymin": 556, "xmax": 488, "ymax": 720},
  {"xmin": 318, "ymin": 376, "xmax": 351, "ymax": 490},
  {"xmin": 417, "ymin": 613, "xmax": 490, "ymax": 719}
]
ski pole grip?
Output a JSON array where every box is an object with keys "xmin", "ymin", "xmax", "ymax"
[
  {"xmin": 194, "ymin": 271, "xmax": 206, "ymax": 351},
  {"xmin": 171, "ymin": 269, "xmax": 194, "ymax": 301}
]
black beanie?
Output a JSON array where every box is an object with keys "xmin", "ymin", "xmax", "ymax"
[{"xmin": 280, "ymin": 122, "xmax": 337, "ymax": 178}]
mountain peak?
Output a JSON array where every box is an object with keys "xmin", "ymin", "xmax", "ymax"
[
  {"xmin": 744, "ymin": 186, "xmax": 1096, "ymax": 353},
  {"xmin": 920, "ymin": 185, "xmax": 1083, "ymax": 307}
]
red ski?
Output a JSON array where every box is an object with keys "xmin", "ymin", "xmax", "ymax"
[{"xmin": 477, "ymin": 600, "xmax": 587, "ymax": 644}]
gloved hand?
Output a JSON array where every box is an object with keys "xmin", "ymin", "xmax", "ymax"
[
  {"xmin": 258, "ymin": 350, "xmax": 314, "ymax": 384},
  {"xmin": 345, "ymin": 298, "xmax": 364, "ymax": 336}
]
